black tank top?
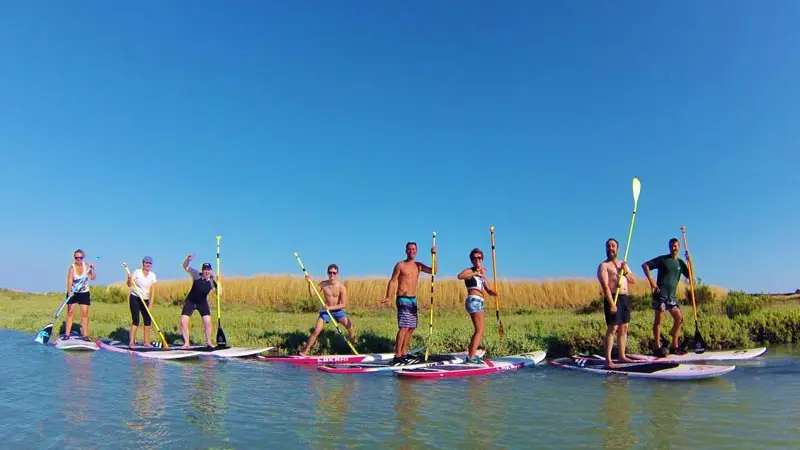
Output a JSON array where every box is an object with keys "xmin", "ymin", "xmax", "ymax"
[{"xmin": 187, "ymin": 273, "xmax": 216, "ymax": 303}]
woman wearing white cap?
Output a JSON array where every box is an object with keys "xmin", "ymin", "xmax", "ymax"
[{"xmin": 126, "ymin": 256, "xmax": 158, "ymax": 347}]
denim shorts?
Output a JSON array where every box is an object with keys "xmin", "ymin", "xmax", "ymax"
[{"xmin": 465, "ymin": 295, "xmax": 485, "ymax": 314}]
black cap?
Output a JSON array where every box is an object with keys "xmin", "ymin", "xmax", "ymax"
[{"xmin": 201, "ymin": 263, "xmax": 212, "ymax": 270}]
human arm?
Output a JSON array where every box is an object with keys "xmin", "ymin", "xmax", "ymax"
[
  {"xmin": 380, "ymin": 264, "xmax": 400, "ymax": 304},
  {"xmin": 621, "ymin": 261, "xmax": 635, "ymax": 284},
  {"xmin": 680, "ymin": 259, "xmax": 691, "ymax": 280},
  {"xmin": 65, "ymin": 266, "xmax": 74, "ymax": 294},
  {"xmin": 457, "ymin": 267, "xmax": 482, "ymax": 280},
  {"xmin": 597, "ymin": 263, "xmax": 615, "ymax": 305},
  {"xmin": 88, "ymin": 263, "xmax": 96, "ymax": 280},
  {"xmin": 641, "ymin": 256, "xmax": 661, "ymax": 292}
]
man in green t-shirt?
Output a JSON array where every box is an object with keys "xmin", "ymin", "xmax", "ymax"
[{"xmin": 641, "ymin": 237, "xmax": 692, "ymax": 357}]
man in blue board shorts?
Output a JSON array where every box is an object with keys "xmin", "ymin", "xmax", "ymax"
[
  {"xmin": 299, "ymin": 264, "xmax": 356, "ymax": 356},
  {"xmin": 380, "ymin": 241, "xmax": 436, "ymax": 366},
  {"xmin": 642, "ymin": 238, "xmax": 692, "ymax": 357}
]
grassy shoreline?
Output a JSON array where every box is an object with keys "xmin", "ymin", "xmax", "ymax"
[{"xmin": 2, "ymin": 278, "xmax": 798, "ymax": 358}]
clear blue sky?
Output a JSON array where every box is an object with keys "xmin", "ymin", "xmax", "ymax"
[{"xmin": 1, "ymin": 1, "xmax": 798, "ymax": 294}]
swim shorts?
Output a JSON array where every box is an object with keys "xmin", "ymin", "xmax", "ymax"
[
  {"xmin": 319, "ymin": 309, "xmax": 347, "ymax": 323},
  {"xmin": 651, "ymin": 292, "xmax": 680, "ymax": 311},
  {"xmin": 465, "ymin": 295, "xmax": 485, "ymax": 314},
  {"xmin": 181, "ymin": 299, "xmax": 211, "ymax": 317},
  {"xmin": 604, "ymin": 294, "xmax": 631, "ymax": 325},
  {"xmin": 67, "ymin": 292, "xmax": 91, "ymax": 306},
  {"xmin": 396, "ymin": 296, "xmax": 418, "ymax": 329}
]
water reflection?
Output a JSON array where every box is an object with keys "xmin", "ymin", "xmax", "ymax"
[
  {"xmin": 180, "ymin": 359, "xmax": 229, "ymax": 435},
  {"xmin": 392, "ymin": 379, "xmax": 424, "ymax": 449},
  {"xmin": 310, "ymin": 373, "xmax": 355, "ymax": 441},
  {"xmin": 62, "ymin": 353, "xmax": 95, "ymax": 450},
  {"xmin": 598, "ymin": 377, "xmax": 636, "ymax": 449},
  {"xmin": 126, "ymin": 360, "xmax": 168, "ymax": 448}
]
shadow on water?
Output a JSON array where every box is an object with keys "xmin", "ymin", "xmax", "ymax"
[{"xmin": 261, "ymin": 329, "xmax": 396, "ymax": 355}]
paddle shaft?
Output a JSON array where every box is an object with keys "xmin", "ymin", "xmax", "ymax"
[
  {"xmin": 294, "ymin": 253, "xmax": 359, "ymax": 355},
  {"xmin": 612, "ymin": 178, "xmax": 641, "ymax": 306},
  {"xmin": 490, "ymin": 226, "xmax": 504, "ymax": 339},
  {"xmin": 123, "ymin": 262, "xmax": 169, "ymax": 348},
  {"xmin": 425, "ymin": 232, "xmax": 436, "ymax": 361},
  {"xmin": 681, "ymin": 226, "xmax": 699, "ymax": 322},
  {"xmin": 216, "ymin": 236, "xmax": 222, "ymax": 320}
]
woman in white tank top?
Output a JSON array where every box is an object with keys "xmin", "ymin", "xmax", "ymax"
[{"xmin": 63, "ymin": 249, "xmax": 96, "ymax": 340}]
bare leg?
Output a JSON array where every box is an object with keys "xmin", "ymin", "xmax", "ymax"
[
  {"xmin": 394, "ymin": 329, "xmax": 405, "ymax": 357},
  {"xmin": 653, "ymin": 310, "xmax": 664, "ymax": 352},
  {"xmin": 300, "ymin": 318, "xmax": 326, "ymax": 356},
  {"xmin": 604, "ymin": 323, "xmax": 619, "ymax": 367},
  {"xmin": 180, "ymin": 315, "xmax": 191, "ymax": 348},
  {"xmin": 402, "ymin": 328, "xmax": 415, "ymax": 355},
  {"xmin": 143, "ymin": 326, "xmax": 152, "ymax": 347},
  {"xmin": 79, "ymin": 305, "xmax": 89, "ymax": 337},
  {"xmin": 129, "ymin": 325, "xmax": 138, "ymax": 347},
  {"xmin": 339, "ymin": 317, "xmax": 356, "ymax": 345},
  {"xmin": 202, "ymin": 315, "xmax": 213, "ymax": 346},
  {"xmin": 468, "ymin": 312, "xmax": 485, "ymax": 359},
  {"xmin": 669, "ymin": 308, "xmax": 684, "ymax": 351},
  {"xmin": 618, "ymin": 323, "xmax": 632, "ymax": 362},
  {"xmin": 65, "ymin": 304, "xmax": 75, "ymax": 337}
]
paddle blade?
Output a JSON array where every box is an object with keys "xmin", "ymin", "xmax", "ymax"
[
  {"xmin": 632, "ymin": 177, "xmax": 641, "ymax": 204},
  {"xmin": 694, "ymin": 324, "xmax": 707, "ymax": 354},
  {"xmin": 35, "ymin": 324, "xmax": 53, "ymax": 344},
  {"xmin": 497, "ymin": 311, "xmax": 505, "ymax": 340},
  {"xmin": 216, "ymin": 320, "xmax": 227, "ymax": 347}
]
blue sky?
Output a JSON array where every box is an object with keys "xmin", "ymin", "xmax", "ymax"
[{"xmin": 1, "ymin": 1, "xmax": 798, "ymax": 294}]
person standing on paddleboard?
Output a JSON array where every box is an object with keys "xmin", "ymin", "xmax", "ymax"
[
  {"xmin": 126, "ymin": 256, "xmax": 158, "ymax": 348},
  {"xmin": 180, "ymin": 254, "xmax": 217, "ymax": 349},
  {"xmin": 63, "ymin": 249, "xmax": 96, "ymax": 340},
  {"xmin": 597, "ymin": 238, "xmax": 636, "ymax": 367},
  {"xmin": 298, "ymin": 264, "xmax": 356, "ymax": 356},
  {"xmin": 456, "ymin": 247, "xmax": 498, "ymax": 364},
  {"xmin": 380, "ymin": 241, "xmax": 436, "ymax": 365},
  {"xmin": 642, "ymin": 238, "xmax": 692, "ymax": 357}
]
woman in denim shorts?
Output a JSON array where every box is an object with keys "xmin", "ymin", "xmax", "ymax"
[{"xmin": 456, "ymin": 248, "xmax": 498, "ymax": 364}]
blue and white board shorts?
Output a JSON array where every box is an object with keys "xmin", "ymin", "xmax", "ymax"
[
  {"xmin": 465, "ymin": 295, "xmax": 485, "ymax": 314},
  {"xmin": 651, "ymin": 292, "xmax": 680, "ymax": 311},
  {"xmin": 396, "ymin": 296, "xmax": 418, "ymax": 329},
  {"xmin": 319, "ymin": 309, "xmax": 347, "ymax": 323}
]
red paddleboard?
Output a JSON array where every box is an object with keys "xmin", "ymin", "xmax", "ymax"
[
  {"xmin": 395, "ymin": 351, "xmax": 547, "ymax": 379},
  {"xmin": 318, "ymin": 350, "xmax": 486, "ymax": 374},
  {"xmin": 256, "ymin": 347, "xmax": 424, "ymax": 365}
]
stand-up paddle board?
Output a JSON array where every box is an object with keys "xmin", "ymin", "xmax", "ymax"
[
  {"xmin": 395, "ymin": 351, "xmax": 547, "ymax": 379},
  {"xmin": 258, "ymin": 347, "xmax": 425, "ymax": 365},
  {"xmin": 319, "ymin": 350, "xmax": 486, "ymax": 374},
  {"xmin": 550, "ymin": 356, "xmax": 736, "ymax": 380},
  {"xmin": 55, "ymin": 332, "xmax": 99, "ymax": 351},
  {"xmin": 96, "ymin": 339, "xmax": 205, "ymax": 360},
  {"xmin": 178, "ymin": 345, "xmax": 274, "ymax": 358},
  {"xmin": 605, "ymin": 347, "xmax": 767, "ymax": 363}
]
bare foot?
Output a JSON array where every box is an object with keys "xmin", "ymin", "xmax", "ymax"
[
  {"xmin": 605, "ymin": 361, "xmax": 619, "ymax": 369},
  {"xmin": 298, "ymin": 350, "xmax": 308, "ymax": 356},
  {"xmin": 618, "ymin": 357, "xmax": 635, "ymax": 364},
  {"xmin": 181, "ymin": 344, "xmax": 190, "ymax": 349},
  {"xmin": 143, "ymin": 343, "xmax": 153, "ymax": 348},
  {"xmin": 129, "ymin": 342, "xmax": 136, "ymax": 348}
]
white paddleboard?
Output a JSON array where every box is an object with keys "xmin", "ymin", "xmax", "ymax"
[
  {"xmin": 550, "ymin": 356, "xmax": 736, "ymax": 380},
  {"xmin": 55, "ymin": 334, "xmax": 99, "ymax": 352},
  {"xmin": 97, "ymin": 339, "xmax": 205, "ymax": 360},
  {"xmin": 620, "ymin": 347, "xmax": 767, "ymax": 363},
  {"xmin": 179, "ymin": 345, "xmax": 274, "ymax": 358}
]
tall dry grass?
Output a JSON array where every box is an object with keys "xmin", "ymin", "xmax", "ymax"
[{"xmin": 112, "ymin": 274, "xmax": 728, "ymax": 311}]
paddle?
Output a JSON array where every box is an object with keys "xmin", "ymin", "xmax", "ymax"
[
  {"xmin": 122, "ymin": 262, "xmax": 170, "ymax": 348},
  {"xmin": 612, "ymin": 177, "xmax": 641, "ymax": 307},
  {"xmin": 35, "ymin": 255, "xmax": 100, "ymax": 344},
  {"xmin": 293, "ymin": 252, "xmax": 359, "ymax": 355},
  {"xmin": 215, "ymin": 235, "xmax": 227, "ymax": 347},
  {"xmin": 681, "ymin": 225, "xmax": 707, "ymax": 354},
  {"xmin": 489, "ymin": 226, "xmax": 504, "ymax": 340},
  {"xmin": 424, "ymin": 231, "xmax": 437, "ymax": 362}
]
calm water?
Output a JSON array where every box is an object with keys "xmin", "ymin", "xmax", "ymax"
[{"xmin": 2, "ymin": 329, "xmax": 799, "ymax": 449}]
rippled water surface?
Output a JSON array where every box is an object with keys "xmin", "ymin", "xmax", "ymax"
[{"xmin": 2, "ymin": 329, "xmax": 799, "ymax": 449}]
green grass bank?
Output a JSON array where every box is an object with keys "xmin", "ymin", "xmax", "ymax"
[{"xmin": 1, "ymin": 288, "xmax": 799, "ymax": 358}]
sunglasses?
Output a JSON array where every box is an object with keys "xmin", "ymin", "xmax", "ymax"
[
  {"xmin": 470, "ymin": 256, "xmax": 483, "ymax": 260},
  {"xmin": 74, "ymin": 256, "xmax": 84, "ymax": 260},
  {"xmin": 328, "ymin": 271, "xmax": 338, "ymax": 275}
]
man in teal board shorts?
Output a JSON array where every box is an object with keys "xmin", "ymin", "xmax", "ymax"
[{"xmin": 642, "ymin": 237, "xmax": 692, "ymax": 357}]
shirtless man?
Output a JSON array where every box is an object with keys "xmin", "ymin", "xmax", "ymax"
[
  {"xmin": 597, "ymin": 238, "xmax": 636, "ymax": 367},
  {"xmin": 380, "ymin": 241, "xmax": 436, "ymax": 365},
  {"xmin": 299, "ymin": 264, "xmax": 355, "ymax": 356}
]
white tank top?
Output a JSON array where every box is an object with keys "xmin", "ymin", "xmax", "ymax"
[{"xmin": 71, "ymin": 262, "xmax": 89, "ymax": 293}]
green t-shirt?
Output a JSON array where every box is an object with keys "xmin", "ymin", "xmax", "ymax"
[{"xmin": 645, "ymin": 254, "xmax": 690, "ymax": 299}]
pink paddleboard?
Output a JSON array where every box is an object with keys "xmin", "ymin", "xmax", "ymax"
[{"xmin": 395, "ymin": 351, "xmax": 546, "ymax": 379}]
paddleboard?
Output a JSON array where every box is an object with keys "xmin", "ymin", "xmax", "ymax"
[
  {"xmin": 549, "ymin": 356, "xmax": 736, "ymax": 380},
  {"xmin": 612, "ymin": 347, "xmax": 767, "ymax": 363},
  {"xmin": 54, "ymin": 332, "xmax": 99, "ymax": 352},
  {"xmin": 96, "ymin": 339, "xmax": 205, "ymax": 360},
  {"xmin": 318, "ymin": 350, "xmax": 487, "ymax": 374},
  {"xmin": 257, "ymin": 347, "xmax": 425, "ymax": 365},
  {"xmin": 395, "ymin": 351, "xmax": 547, "ymax": 379},
  {"xmin": 179, "ymin": 345, "xmax": 274, "ymax": 358}
]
